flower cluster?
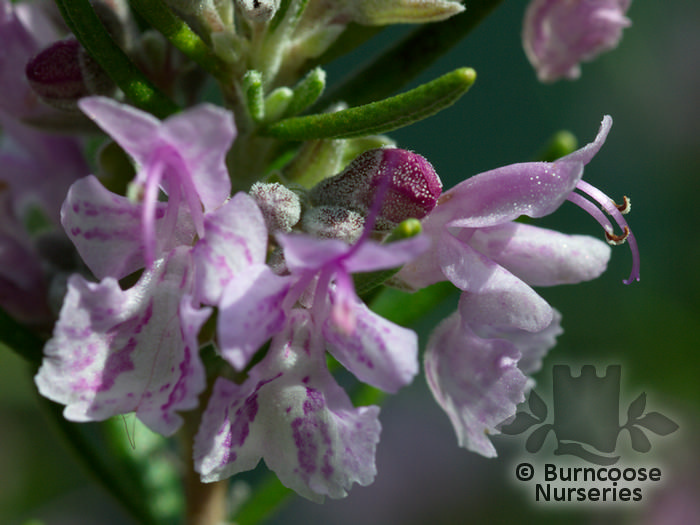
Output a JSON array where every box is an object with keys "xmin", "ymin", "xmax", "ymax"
[{"xmin": 0, "ymin": 0, "xmax": 639, "ymax": 517}]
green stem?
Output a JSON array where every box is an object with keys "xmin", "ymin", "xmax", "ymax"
[
  {"xmin": 128, "ymin": 0, "xmax": 234, "ymax": 84},
  {"xmin": 54, "ymin": 0, "xmax": 179, "ymax": 118}
]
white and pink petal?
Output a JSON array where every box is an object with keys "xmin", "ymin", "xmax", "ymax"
[
  {"xmin": 425, "ymin": 312, "xmax": 527, "ymax": 457},
  {"xmin": 469, "ymin": 222, "xmax": 611, "ymax": 286},
  {"xmin": 61, "ymin": 176, "xmax": 196, "ymax": 280},
  {"xmin": 34, "ymin": 247, "xmax": 205, "ymax": 436},
  {"xmin": 192, "ymin": 193, "xmax": 267, "ymax": 305},
  {"xmin": 323, "ymin": 294, "xmax": 419, "ymax": 393}
]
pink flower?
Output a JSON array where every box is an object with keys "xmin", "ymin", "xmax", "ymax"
[{"xmin": 523, "ymin": 0, "xmax": 632, "ymax": 82}]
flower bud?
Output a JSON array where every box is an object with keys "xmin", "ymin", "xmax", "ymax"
[
  {"xmin": 236, "ymin": 0, "xmax": 281, "ymax": 22},
  {"xmin": 249, "ymin": 182, "xmax": 301, "ymax": 233},
  {"xmin": 343, "ymin": 0, "xmax": 464, "ymax": 25},
  {"xmin": 25, "ymin": 39, "xmax": 114, "ymax": 111},
  {"xmin": 302, "ymin": 206, "xmax": 365, "ymax": 243},
  {"xmin": 310, "ymin": 148, "xmax": 442, "ymax": 231}
]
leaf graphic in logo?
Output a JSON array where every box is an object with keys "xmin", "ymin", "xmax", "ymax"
[
  {"xmin": 627, "ymin": 426, "xmax": 651, "ymax": 453},
  {"xmin": 525, "ymin": 424, "xmax": 553, "ymax": 453},
  {"xmin": 635, "ymin": 412, "xmax": 679, "ymax": 436},
  {"xmin": 528, "ymin": 390, "xmax": 548, "ymax": 421},
  {"xmin": 627, "ymin": 392, "xmax": 647, "ymax": 420},
  {"xmin": 500, "ymin": 412, "xmax": 540, "ymax": 435}
]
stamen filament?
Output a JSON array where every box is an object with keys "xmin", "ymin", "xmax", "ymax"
[{"xmin": 570, "ymin": 180, "xmax": 640, "ymax": 284}]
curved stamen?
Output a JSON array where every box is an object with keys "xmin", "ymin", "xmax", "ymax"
[
  {"xmin": 614, "ymin": 195, "xmax": 631, "ymax": 214},
  {"xmin": 573, "ymin": 180, "xmax": 640, "ymax": 284}
]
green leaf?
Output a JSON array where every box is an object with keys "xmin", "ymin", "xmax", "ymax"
[
  {"xmin": 244, "ymin": 70, "xmax": 265, "ymax": 123},
  {"xmin": 370, "ymin": 281, "xmax": 456, "ymax": 327},
  {"xmin": 129, "ymin": 0, "xmax": 233, "ymax": 82},
  {"xmin": 283, "ymin": 67, "xmax": 326, "ymax": 118},
  {"xmin": 262, "ymin": 67, "xmax": 476, "ymax": 140},
  {"xmin": 54, "ymin": 0, "xmax": 179, "ymax": 118},
  {"xmin": 316, "ymin": 0, "xmax": 505, "ymax": 109}
]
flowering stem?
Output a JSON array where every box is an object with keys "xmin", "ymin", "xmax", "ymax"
[
  {"xmin": 53, "ymin": 0, "xmax": 179, "ymax": 118},
  {"xmin": 262, "ymin": 67, "xmax": 476, "ymax": 140},
  {"xmin": 128, "ymin": 0, "xmax": 234, "ymax": 84}
]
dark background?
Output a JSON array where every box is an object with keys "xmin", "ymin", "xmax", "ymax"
[{"xmin": 1, "ymin": 1, "xmax": 698, "ymax": 524}]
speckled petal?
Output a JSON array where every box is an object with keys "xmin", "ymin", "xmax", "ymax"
[
  {"xmin": 217, "ymin": 264, "xmax": 291, "ymax": 370},
  {"xmin": 192, "ymin": 192, "xmax": 267, "ymax": 305},
  {"xmin": 323, "ymin": 293, "xmax": 419, "ymax": 393},
  {"xmin": 62, "ymin": 175, "xmax": 196, "ymax": 279},
  {"xmin": 425, "ymin": 312, "xmax": 528, "ymax": 457},
  {"xmin": 34, "ymin": 247, "xmax": 205, "ymax": 436},
  {"xmin": 195, "ymin": 310, "xmax": 381, "ymax": 501}
]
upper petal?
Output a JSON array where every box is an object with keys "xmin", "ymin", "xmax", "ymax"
[
  {"xmin": 160, "ymin": 104, "xmax": 235, "ymax": 210},
  {"xmin": 425, "ymin": 312, "xmax": 527, "ymax": 457},
  {"xmin": 469, "ymin": 222, "xmax": 611, "ymax": 286},
  {"xmin": 441, "ymin": 160, "xmax": 584, "ymax": 228},
  {"xmin": 78, "ymin": 97, "xmax": 160, "ymax": 165}
]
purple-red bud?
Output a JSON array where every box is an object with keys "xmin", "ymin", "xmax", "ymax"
[
  {"xmin": 26, "ymin": 38, "xmax": 114, "ymax": 110},
  {"xmin": 310, "ymin": 148, "xmax": 442, "ymax": 230}
]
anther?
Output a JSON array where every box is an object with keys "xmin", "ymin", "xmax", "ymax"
[
  {"xmin": 613, "ymin": 195, "xmax": 631, "ymax": 214},
  {"xmin": 605, "ymin": 226, "xmax": 630, "ymax": 245}
]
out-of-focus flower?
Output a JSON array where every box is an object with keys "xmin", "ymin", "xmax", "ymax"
[{"xmin": 523, "ymin": 0, "xmax": 632, "ymax": 82}]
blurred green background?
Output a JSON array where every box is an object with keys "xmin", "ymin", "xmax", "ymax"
[{"xmin": 1, "ymin": 1, "xmax": 698, "ymax": 524}]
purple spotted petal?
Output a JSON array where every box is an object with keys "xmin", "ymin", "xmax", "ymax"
[
  {"xmin": 343, "ymin": 235, "xmax": 429, "ymax": 273},
  {"xmin": 192, "ymin": 192, "xmax": 267, "ymax": 305},
  {"xmin": 439, "ymin": 233, "xmax": 553, "ymax": 332},
  {"xmin": 323, "ymin": 293, "xmax": 419, "ymax": 393},
  {"xmin": 62, "ymin": 176, "xmax": 196, "ymax": 279},
  {"xmin": 34, "ymin": 247, "xmax": 205, "ymax": 436},
  {"xmin": 468, "ymin": 222, "xmax": 611, "ymax": 286},
  {"xmin": 217, "ymin": 265, "xmax": 292, "ymax": 370},
  {"xmin": 425, "ymin": 312, "xmax": 527, "ymax": 457},
  {"xmin": 195, "ymin": 310, "xmax": 381, "ymax": 500}
]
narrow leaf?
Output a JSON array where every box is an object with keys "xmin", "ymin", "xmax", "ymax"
[
  {"xmin": 525, "ymin": 424, "xmax": 553, "ymax": 453},
  {"xmin": 635, "ymin": 412, "xmax": 679, "ymax": 436},
  {"xmin": 315, "ymin": 0, "xmax": 505, "ymax": 108},
  {"xmin": 55, "ymin": 0, "xmax": 178, "ymax": 118},
  {"xmin": 528, "ymin": 390, "xmax": 548, "ymax": 421},
  {"xmin": 369, "ymin": 281, "xmax": 456, "ymax": 327},
  {"xmin": 0, "ymin": 308, "xmax": 44, "ymax": 365},
  {"xmin": 627, "ymin": 426, "xmax": 652, "ymax": 453},
  {"xmin": 500, "ymin": 412, "xmax": 540, "ymax": 435},
  {"xmin": 627, "ymin": 392, "xmax": 647, "ymax": 421},
  {"xmin": 284, "ymin": 67, "xmax": 326, "ymax": 118},
  {"xmin": 261, "ymin": 68, "xmax": 476, "ymax": 140}
]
